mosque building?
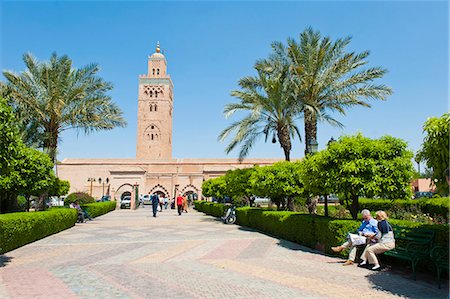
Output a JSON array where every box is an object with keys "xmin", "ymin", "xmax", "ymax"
[{"xmin": 57, "ymin": 43, "xmax": 280, "ymax": 203}]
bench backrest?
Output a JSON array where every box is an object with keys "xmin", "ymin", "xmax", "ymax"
[{"xmin": 392, "ymin": 225, "xmax": 435, "ymax": 248}]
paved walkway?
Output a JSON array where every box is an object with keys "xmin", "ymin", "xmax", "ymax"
[{"xmin": 0, "ymin": 207, "xmax": 447, "ymax": 299}]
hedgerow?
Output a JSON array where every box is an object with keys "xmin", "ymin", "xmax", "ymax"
[
  {"xmin": 0, "ymin": 209, "xmax": 77, "ymax": 254},
  {"xmin": 82, "ymin": 201, "xmax": 116, "ymax": 218}
]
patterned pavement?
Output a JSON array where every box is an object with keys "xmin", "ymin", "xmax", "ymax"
[{"xmin": 0, "ymin": 207, "xmax": 447, "ymax": 299}]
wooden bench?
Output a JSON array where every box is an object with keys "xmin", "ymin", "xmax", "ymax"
[
  {"xmin": 384, "ymin": 225, "xmax": 435, "ymax": 280},
  {"xmin": 430, "ymin": 246, "xmax": 449, "ymax": 288}
]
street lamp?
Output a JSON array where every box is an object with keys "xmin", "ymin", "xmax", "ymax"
[
  {"xmin": 87, "ymin": 178, "xmax": 96, "ymax": 196},
  {"xmin": 308, "ymin": 139, "xmax": 319, "ymax": 155},
  {"xmin": 98, "ymin": 177, "xmax": 110, "ymax": 197}
]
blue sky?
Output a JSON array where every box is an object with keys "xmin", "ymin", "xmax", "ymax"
[{"xmin": 1, "ymin": 1, "xmax": 448, "ymax": 161}]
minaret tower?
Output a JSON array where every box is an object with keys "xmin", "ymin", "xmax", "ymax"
[{"xmin": 136, "ymin": 42, "xmax": 173, "ymax": 159}]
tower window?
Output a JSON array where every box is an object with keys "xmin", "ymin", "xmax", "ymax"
[
  {"xmin": 149, "ymin": 105, "xmax": 153, "ymax": 112},
  {"xmin": 155, "ymin": 91, "xmax": 158, "ymax": 98},
  {"xmin": 157, "ymin": 69, "xmax": 160, "ymax": 75},
  {"xmin": 150, "ymin": 91, "xmax": 153, "ymax": 97},
  {"xmin": 151, "ymin": 125, "xmax": 154, "ymax": 129},
  {"xmin": 151, "ymin": 134, "xmax": 154, "ymax": 140},
  {"xmin": 152, "ymin": 69, "xmax": 155, "ymax": 75},
  {"xmin": 154, "ymin": 105, "xmax": 157, "ymax": 112}
]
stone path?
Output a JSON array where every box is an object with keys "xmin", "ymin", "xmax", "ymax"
[{"xmin": 0, "ymin": 207, "xmax": 447, "ymax": 298}]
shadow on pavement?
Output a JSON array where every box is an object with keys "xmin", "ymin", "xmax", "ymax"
[
  {"xmin": 0, "ymin": 255, "xmax": 12, "ymax": 267},
  {"xmin": 367, "ymin": 271, "xmax": 447, "ymax": 298}
]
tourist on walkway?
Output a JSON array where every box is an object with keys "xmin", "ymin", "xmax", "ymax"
[
  {"xmin": 176, "ymin": 193, "xmax": 184, "ymax": 215},
  {"xmin": 151, "ymin": 194, "xmax": 159, "ymax": 217},
  {"xmin": 359, "ymin": 210, "xmax": 395, "ymax": 270},
  {"xmin": 159, "ymin": 195, "xmax": 164, "ymax": 212},
  {"xmin": 182, "ymin": 195, "xmax": 188, "ymax": 213},
  {"xmin": 164, "ymin": 197, "xmax": 169, "ymax": 209},
  {"xmin": 331, "ymin": 209, "xmax": 378, "ymax": 266}
]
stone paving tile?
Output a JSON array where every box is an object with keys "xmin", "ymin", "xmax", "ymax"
[{"xmin": 0, "ymin": 208, "xmax": 448, "ymax": 299}]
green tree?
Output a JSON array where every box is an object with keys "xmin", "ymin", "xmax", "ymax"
[
  {"xmin": 202, "ymin": 177, "xmax": 227, "ymax": 201},
  {"xmin": 417, "ymin": 112, "xmax": 450, "ymax": 195},
  {"xmin": 299, "ymin": 150, "xmax": 335, "ymax": 216},
  {"xmin": 48, "ymin": 177, "xmax": 70, "ymax": 198},
  {"xmin": 223, "ymin": 168, "xmax": 255, "ymax": 206},
  {"xmin": 250, "ymin": 161, "xmax": 303, "ymax": 211},
  {"xmin": 0, "ymin": 98, "xmax": 54, "ymax": 212},
  {"xmin": 286, "ymin": 27, "xmax": 392, "ymax": 155},
  {"xmin": 1, "ymin": 53, "xmax": 127, "ymax": 163},
  {"xmin": 219, "ymin": 46, "xmax": 301, "ymax": 161},
  {"xmin": 323, "ymin": 134, "xmax": 413, "ymax": 219}
]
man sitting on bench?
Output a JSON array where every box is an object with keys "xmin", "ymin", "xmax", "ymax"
[
  {"xmin": 331, "ymin": 209, "xmax": 378, "ymax": 266},
  {"xmin": 70, "ymin": 200, "xmax": 85, "ymax": 223}
]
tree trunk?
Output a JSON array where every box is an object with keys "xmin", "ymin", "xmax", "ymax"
[
  {"xmin": 277, "ymin": 124, "xmax": 291, "ymax": 161},
  {"xmin": 26, "ymin": 194, "xmax": 31, "ymax": 212},
  {"xmin": 287, "ymin": 196, "xmax": 294, "ymax": 211},
  {"xmin": 43, "ymin": 126, "xmax": 59, "ymax": 164},
  {"xmin": 306, "ymin": 196, "xmax": 318, "ymax": 214},
  {"xmin": 349, "ymin": 193, "xmax": 359, "ymax": 220},
  {"xmin": 37, "ymin": 191, "xmax": 48, "ymax": 211},
  {"xmin": 275, "ymin": 201, "xmax": 281, "ymax": 210},
  {"xmin": 324, "ymin": 194, "xmax": 329, "ymax": 217},
  {"xmin": 304, "ymin": 109, "xmax": 317, "ymax": 156}
]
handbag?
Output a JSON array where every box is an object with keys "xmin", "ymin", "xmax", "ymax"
[{"xmin": 348, "ymin": 233, "xmax": 367, "ymax": 246}]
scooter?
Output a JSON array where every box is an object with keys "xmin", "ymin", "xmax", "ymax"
[{"xmin": 222, "ymin": 205, "xmax": 236, "ymax": 224}]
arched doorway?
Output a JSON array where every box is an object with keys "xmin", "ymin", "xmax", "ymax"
[
  {"xmin": 115, "ymin": 183, "xmax": 133, "ymax": 201},
  {"xmin": 154, "ymin": 190, "xmax": 166, "ymax": 198},
  {"xmin": 121, "ymin": 191, "xmax": 131, "ymax": 200}
]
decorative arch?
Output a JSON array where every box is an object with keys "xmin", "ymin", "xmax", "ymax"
[
  {"xmin": 149, "ymin": 184, "xmax": 170, "ymax": 197},
  {"xmin": 115, "ymin": 183, "xmax": 134, "ymax": 200},
  {"xmin": 180, "ymin": 184, "xmax": 200, "ymax": 194},
  {"xmin": 144, "ymin": 124, "xmax": 160, "ymax": 142}
]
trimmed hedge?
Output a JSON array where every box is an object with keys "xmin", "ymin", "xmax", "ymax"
[
  {"xmin": 195, "ymin": 202, "xmax": 449, "ymax": 256},
  {"xmin": 359, "ymin": 197, "xmax": 449, "ymax": 218},
  {"xmin": 0, "ymin": 209, "xmax": 77, "ymax": 254},
  {"xmin": 194, "ymin": 201, "xmax": 226, "ymax": 217},
  {"xmin": 82, "ymin": 201, "xmax": 116, "ymax": 218}
]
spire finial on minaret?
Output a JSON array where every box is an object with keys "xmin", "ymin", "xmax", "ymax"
[{"xmin": 156, "ymin": 41, "xmax": 160, "ymax": 53}]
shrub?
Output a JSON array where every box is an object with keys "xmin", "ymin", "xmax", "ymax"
[
  {"xmin": 0, "ymin": 209, "xmax": 77, "ymax": 254},
  {"xmin": 82, "ymin": 201, "xmax": 116, "ymax": 218},
  {"xmin": 359, "ymin": 198, "xmax": 449, "ymax": 221},
  {"xmin": 65, "ymin": 192, "xmax": 95, "ymax": 206}
]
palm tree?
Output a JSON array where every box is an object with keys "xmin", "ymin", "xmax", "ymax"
[
  {"xmin": 1, "ymin": 52, "xmax": 127, "ymax": 163},
  {"xmin": 286, "ymin": 27, "xmax": 393, "ymax": 155},
  {"xmin": 219, "ymin": 50, "xmax": 301, "ymax": 161}
]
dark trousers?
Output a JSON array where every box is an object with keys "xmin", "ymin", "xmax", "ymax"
[
  {"xmin": 177, "ymin": 204, "xmax": 182, "ymax": 215},
  {"xmin": 152, "ymin": 204, "xmax": 158, "ymax": 217}
]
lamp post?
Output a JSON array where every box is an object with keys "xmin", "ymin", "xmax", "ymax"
[
  {"xmin": 307, "ymin": 139, "xmax": 319, "ymax": 155},
  {"xmin": 87, "ymin": 178, "xmax": 96, "ymax": 196},
  {"xmin": 98, "ymin": 177, "xmax": 109, "ymax": 197}
]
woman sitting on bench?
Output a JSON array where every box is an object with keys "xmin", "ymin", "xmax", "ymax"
[{"xmin": 359, "ymin": 210, "xmax": 395, "ymax": 270}]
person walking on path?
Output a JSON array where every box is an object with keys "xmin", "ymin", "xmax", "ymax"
[
  {"xmin": 182, "ymin": 195, "xmax": 189, "ymax": 213},
  {"xmin": 151, "ymin": 193, "xmax": 159, "ymax": 217},
  {"xmin": 176, "ymin": 194, "xmax": 184, "ymax": 215},
  {"xmin": 331, "ymin": 209, "xmax": 378, "ymax": 266},
  {"xmin": 359, "ymin": 210, "xmax": 395, "ymax": 270},
  {"xmin": 159, "ymin": 195, "xmax": 164, "ymax": 212}
]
